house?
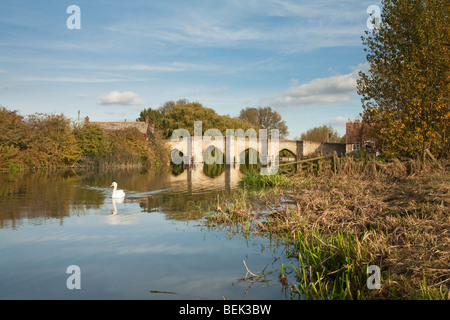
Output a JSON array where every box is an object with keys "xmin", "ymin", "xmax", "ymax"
[
  {"xmin": 345, "ymin": 122, "xmax": 378, "ymax": 154},
  {"xmin": 84, "ymin": 116, "xmax": 155, "ymax": 140}
]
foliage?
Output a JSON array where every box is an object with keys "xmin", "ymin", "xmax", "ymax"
[
  {"xmin": 239, "ymin": 106, "xmax": 289, "ymax": 139},
  {"xmin": 73, "ymin": 123, "xmax": 168, "ymax": 167},
  {"xmin": 73, "ymin": 122, "xmax": 107, "ymax": 159},
  {"xmin": 357, "ymin": 0, "xmax": 450, "ymax": 159},
  {"xmin": 0, "ymin": 107, "xmax": 27, "ymax": 149},
  {"xmin": 0, "ymin": 106, "xmax": 168, "ymax": 170},
  {"xmin": 0, "ymin": 107, "xmax": 81, "ymax": 169},
  {"xmin": 0, "ymin": 107, "xmax": 27, "ymax": 168},
  {"xmin": 299, "ymin": 124, "xmax": 344, "ymax": 143},
  {"xmin": 138, "ymin": 99, "xmax": 257, "ymax": 138},
  {"xmin": 25, "ymin": 113, "xmax": 81, "ymax": 167}
]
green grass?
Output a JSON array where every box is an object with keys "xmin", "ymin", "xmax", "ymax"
[
  {"xmin": 239, "ymin": 170, "xmax": 291, "ymax": 188},
  {"xmin": 289, "ymin": 228, "xmax": 375, "ymax": 300}
]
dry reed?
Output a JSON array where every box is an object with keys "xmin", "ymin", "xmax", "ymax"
[{"xmin": 205, "ymin": 156, "xmax": 450, "ymax": 299}]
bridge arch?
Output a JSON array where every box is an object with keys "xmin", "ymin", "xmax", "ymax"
[
  {"xmin": 203, "ymin": 144, "xmax": 225, "ymax": 165},
  {"xmin": 202, "ymin": 145, "xmax": 225, "ymax": 177},
  {"xmin": 239, "ymin": 147, "xmax": 261, "ymax": 173},
  {"xmin": 278, "ymin": 148, "xmax": 298, "ymax": 162},
  {"xmin": 201, "ymin": 135, "xmax": 225, "ymax": 161},
  {"xmin": 277, "ymin": 140, "xmax": 298, "ymax": 160},
  {"xmin": 239, "ymin": 147, "xmax": 259, "ymax": 165},
  {"xmin": 170, "ymin": 148, "xmax": 185, "ymax": 175}
]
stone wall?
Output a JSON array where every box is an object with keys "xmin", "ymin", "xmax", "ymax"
[
  {"xmin": 319, "ymin": 142, "xmax": 346, "ymax": 156},
  {"xmin": 300, "ymin": 141, "xmax": 322, "ymax": 157},
  {"xmin": 299, "ymin": 141, "xmax": 346, "ymax": 157}
]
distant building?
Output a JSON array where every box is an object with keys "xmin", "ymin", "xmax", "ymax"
[
  {"xmin": 84, "ymin": 116, "xmax": 155, "ymax": 140},
  {"xmin": 345, "ymin": 122, "xmax": 378, "ymax": 154}
]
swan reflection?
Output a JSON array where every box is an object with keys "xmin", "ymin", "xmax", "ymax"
[
  {"xmin": 110, "ymin": 197, "xmax": 124, "ymax": 215},
  {"xmin": 105, "ymin": 198, "xmax": 138, "ymax": 225}
]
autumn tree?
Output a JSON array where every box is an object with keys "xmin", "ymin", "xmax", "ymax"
[
  {"xmin": 357, "ymin": 0, "xmax": 449, "ymax": 159},
  {"xmin": 299, "ymin": 125, "xmax": 344, "ymax": 143},
  {"xmin": 138, "ymin": 100, "xmax": 257, "ymax": 138},
  {"xmin": 0, "ymin": 106, "xmax": 27, "ymax": 168},
  {"xmin": 25, "ymin": 113, "xmax": 80, "ymax": 167},
  {"xmin": 239, "ymin": 106, "xmax": 289, "ymax": 139},
  {"xmin": 73, "ymin": 122, "xmax": 107, "ymax": 161}
]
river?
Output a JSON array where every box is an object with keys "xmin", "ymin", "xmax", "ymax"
[{"xmin": 0, "ymin": 165, "xmax": 293, "ymax": 300}]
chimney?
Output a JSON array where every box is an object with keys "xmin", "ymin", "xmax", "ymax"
[{"xmin": 85, "ymin": 116, "xmax": 89, "ymax": 123}]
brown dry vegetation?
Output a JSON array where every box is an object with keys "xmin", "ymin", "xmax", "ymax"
[
  {"xmin": 0, "ymin": 106, "xmax": 169, "ymax": 170},
  {"xmin": 206, "ymin": 157, "xmax": 450, "ymax": 299}
]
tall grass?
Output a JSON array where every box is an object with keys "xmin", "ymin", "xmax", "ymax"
[
  {"xmin": 205, "ymin": 156, "xmax": 450, "ymax": 299},
  {"xmin": 239, "ymin": 170, "xmax": 291, "ymax": 188},
  {"xmin": 288, "ymin": 228, "xmax": 383, "ymax": 300}
]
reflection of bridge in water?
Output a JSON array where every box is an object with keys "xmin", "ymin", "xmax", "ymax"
[{"xmin": 167, "ymin": 164, "xmax": 244, "ymax": 194}]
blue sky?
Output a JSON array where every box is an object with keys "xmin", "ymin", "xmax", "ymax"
[{"xmin": 0, "ymin": 0, "xmax": 381, "ymax": 138}]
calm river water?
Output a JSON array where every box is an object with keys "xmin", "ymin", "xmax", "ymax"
[{"xmin": 0, "ymin": 165, "xmax": 292, "ymax": 300}]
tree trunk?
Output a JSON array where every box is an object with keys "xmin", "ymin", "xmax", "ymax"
[{"xmin": 422, "ymin": 141, "xmax": 426, "ymax": 163}]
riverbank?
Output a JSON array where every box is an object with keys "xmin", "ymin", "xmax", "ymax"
[
  {"xmin": 0, "ymin": 107, "xmax": 169, "ymax": 171},
  {"xmin": 205, "ymin": 157, "xmax": 450, "ymax": 299}
]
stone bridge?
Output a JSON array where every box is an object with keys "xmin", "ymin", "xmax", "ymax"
[{"xmin": 166, "ymin": 135, "xmax": 345, "ymax": 165}]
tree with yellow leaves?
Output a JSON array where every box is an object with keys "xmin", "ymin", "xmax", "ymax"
[{"xmin": 357, "ymin": 0, "xmax": 449, "ymax": 159}]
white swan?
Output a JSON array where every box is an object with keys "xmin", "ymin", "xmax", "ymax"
[{"xmin": 110, "ymin": 182, "xmax": 125, "ymax": 199}]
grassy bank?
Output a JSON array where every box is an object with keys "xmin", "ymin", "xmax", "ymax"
[{"xmin": 206, "ymin": 157, "xmax": 450, "ymax": 299}]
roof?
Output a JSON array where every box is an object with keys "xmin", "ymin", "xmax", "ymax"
[
  {"xmin": 90, "ymin": 121, "xmax": 149, "ymax": 135},
  {"xmin": 84, "ymin": 116, "xmax": 152, "ymax": 136}
]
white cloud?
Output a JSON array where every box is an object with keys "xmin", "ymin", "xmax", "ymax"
[
  {"xmin": 263, "ymin": 63, "xmax": 368, "ymax": 108},
  {"xmin": 58, "ymin": 62, "xmax": 218, "ymax": 73},
  {"xmin": 211, "ymin": 86, "xmax": 229, "ymax": 93},
  {"xmin": 107, "ymin": 17, "xmax": 262, "ymax": 48},
  {"xmin": 96, "ymin": 91, "xmax": 144, "ymax": 105},
  {"xmin": 0, "ymin": 69, "xmax": 7, "ymax": 74},
  {"xmin": 329, "ymin": 115, "xmax": 350, "ymax": 126},
  {"xmin": 21, "ymin": 76, "xmax": 144, "ymax": 83},
  {"xmin": 102, "ymin": 1, "xmax": 364, "ymax": 53},
  {"xmin": 289, "ymin": 78, "xmax": 299, "ymax": 86}
]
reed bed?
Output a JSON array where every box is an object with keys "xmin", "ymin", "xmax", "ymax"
[{"xmin": 204, "ymin": 156, "xmax": 450, "ymax": 299}]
